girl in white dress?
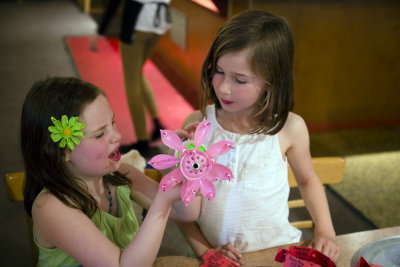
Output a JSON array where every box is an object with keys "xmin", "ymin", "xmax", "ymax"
[{"xmin": 177, "ymin": 10, "xmax": 340, "ymax": 265}]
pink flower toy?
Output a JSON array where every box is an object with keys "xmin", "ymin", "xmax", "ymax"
[{"xmin": 148, "ymin": 120, "xmax": 234, "ymax": 206}]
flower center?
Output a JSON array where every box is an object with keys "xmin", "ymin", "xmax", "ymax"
[
  {"xmin": 63, "ymin": 128, "xmax": 71, "ymax": 136},
  {"xmin": 180, "ymin": 150, "xmax": 212, "ymax": 181}
]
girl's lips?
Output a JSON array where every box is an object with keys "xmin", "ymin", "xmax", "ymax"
[
  {"xmin": 109, "ymin": 149, "xmax": 121, "ymax": 162},
  {"xmin": 221, "ymin": 99, "xmax": 233, "ymax": 105}
]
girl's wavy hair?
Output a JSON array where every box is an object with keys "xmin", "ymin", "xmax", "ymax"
[
  {"xmin": 200, "ymin": 10, "xmax": 295, "ymax": 134},
  {"xmin": 21, "ymin": 77, "xmax": 130, "ymax": 217}
]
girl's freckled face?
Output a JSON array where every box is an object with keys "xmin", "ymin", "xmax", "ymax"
[
  {"xmin": 212, "ymin": 48, "xmax": 266, "ymax": 117},
  {"xmin": 65, "ymin": 95, "xmax": 121, "ymax": 179}
]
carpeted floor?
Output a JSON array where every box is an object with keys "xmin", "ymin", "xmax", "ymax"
[
  {"xmin": 66, "ymin": 36, "xmax": 194, "ymax": 145},
  {"xmin": 310, "ymin": 125, "xmax": 400, "ymax": 228},
  {"xmin": 332, "ymin": 151, "xmax": 400, "ymax": 228}
]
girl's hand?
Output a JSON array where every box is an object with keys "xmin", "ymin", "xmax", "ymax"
[
  {"xmin": 308, "ymin": 234, "xmax": 340, "ymax": 262},
  {"xmin": 175, "ymin": 122, "xmax": 200, "ymax": 140},
  {"xmin": 156, "ymin": 183, "xmax": 182, "ymax": 205},
  {"xmin": 214, "ymin": 242, "xmax": 244, "ymax": 265}
]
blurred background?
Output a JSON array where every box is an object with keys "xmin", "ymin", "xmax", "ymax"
[{"xmin": 1, "ymin": 0, "xmax": 399, "ymax": 266}]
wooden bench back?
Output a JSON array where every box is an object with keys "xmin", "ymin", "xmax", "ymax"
[{"xmin": 288, "ymin": 157, "xmax": 345, "ymax": 230}]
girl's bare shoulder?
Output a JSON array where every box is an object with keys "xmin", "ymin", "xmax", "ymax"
[
  {"xmin": 32, "ymin": 190, "xmax": 89, "ymax": 248},
  {"xmin": 282, "ymin": 112, "xmax": 307, "ymax": 135},
  {"xmin": 32, "ymin": 190, "xmax": 82, "ymax": 219},
  {"xmin": 279, "ymin": 112, "xmax": 309, "ymax": 149}
]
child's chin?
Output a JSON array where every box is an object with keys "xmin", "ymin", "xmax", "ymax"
[{"xmin": 108, "ymin": 160, "xmax": 121, "ymax": 173}]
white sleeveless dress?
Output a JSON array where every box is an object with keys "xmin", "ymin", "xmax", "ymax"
[{"xmin": 197, "ymin": 105, "xmax": 302, "ymax": 252}]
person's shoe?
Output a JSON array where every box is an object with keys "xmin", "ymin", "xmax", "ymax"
[
  {"xmin": 151, "ymin": 118, "xmax": 164, "ymax": 141},
  {"xmin": 119, "ymin": 140, "xmax": 150, "ymax": 156}
]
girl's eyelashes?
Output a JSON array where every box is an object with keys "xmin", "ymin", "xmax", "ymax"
[
  {"xmin": 215, "ymin": 67, "xmax": 248, "ymax": 84},
  {"xmin": 214, "ymin": 69, "xmax": 224, "ymax": 75},
  {"xmin": 235, "ymin": 78, "xmax": 247, "ymax": 84},
  {"xmin": 94, "ymin": 120, "xmax": 116, "ymax": 139},
  {"xmin": 95, "ymin": 132, "xmax": 104, "ymax": 139}
]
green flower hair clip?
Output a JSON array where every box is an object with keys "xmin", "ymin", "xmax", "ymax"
[{"xmin": 48, "ymin": 115, "xmax": 86, "ymax": 150}]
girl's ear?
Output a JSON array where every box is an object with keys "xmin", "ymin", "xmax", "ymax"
[{"xmin": 64, "ymin": 150, "xmax": 71, "ymax": 162}]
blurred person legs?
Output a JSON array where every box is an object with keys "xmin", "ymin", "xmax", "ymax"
[{"xmin": 119, "ymin": 30, "xmax": 164, "ymax": 155}]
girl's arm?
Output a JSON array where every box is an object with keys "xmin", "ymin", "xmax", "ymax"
[
  {"xmin": 32, "ymin": 185, "xmax": 180, "ymax": 267},
  {"xmin": 119, "ymin": 162, "xmax": 157, "ymax": 210},
  {"xmin": 175, "ymin": 204, "xmax": 244, "ymax": 265},
  {"xmin": 121, "ymin": 187, "xmax": 180, "ymax": 266},
  {"xmin": 175, "ymin": 110, "xmax": 244, "ymax": 264},
  {"xmin": 281, "ymin": 113, "xmax": 340, "ymax": 261},
  {"xmin": 176, "ymin": 220, "xmax": 211, "ymax": 255},
  {"xmin": 119, "ymin": 162, "xmax": 199, "ymax": 222},
  {"xmin": 175, "ymin": 197, "xmax": 210, "ymax": 256},
  {"xmin": 121, "ymin": 109, "xmax": 204, "ymax": 209}
]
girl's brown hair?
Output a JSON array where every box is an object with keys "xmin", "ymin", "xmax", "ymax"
[
  {"xmin": 200, "ymin": 10, "xmax": 294, "ymax": 134},
  {"xmin": 21, "ymin": 77, "xmax": 130, "ymax": 217}
]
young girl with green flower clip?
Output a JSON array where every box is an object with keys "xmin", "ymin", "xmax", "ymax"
[{"xmin": 20, "ymin": 77, "xmax": 192, "ymax": 267}]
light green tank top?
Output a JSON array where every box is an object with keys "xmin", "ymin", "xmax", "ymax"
[{"xmin": 34, "ymin": 185, "xmax": 139, "ymax": 267}]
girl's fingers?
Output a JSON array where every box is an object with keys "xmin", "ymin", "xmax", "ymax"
[
  {"xmin": 174, "ymin": 129, "xmax": 189, "ymax": 139},
  {"xmin": 217, "ymin": 243, "xmax": 244, "ymax": 265},
  {"xmin": 217, "ymin": 249, "xmax": 243, "ymax": 265},
  {"xmin": 225, "ymin": 243, "xmax": 242, "ymax": 258},
  {"xmin": 310, "ymin": 239, "xmax": 341, "ymax": 262}
]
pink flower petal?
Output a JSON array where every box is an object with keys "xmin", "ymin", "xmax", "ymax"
[
  {"xmin": 148, "ymin": 154, "xmax": 180, "ymax": 170},
  {"xmin": 161, "ymin": 130, "xmax": 184, "ymax": 151},
  {"xmin": 194, "ymin": 120, "xmax": 211, "ymax": 149},
  {"xmin": 159, "ymin": 168, "xmax": 184, "ymax": 192},
  {"xmin": 200, "ymin": 179, "xmax": 216, "ymax": 200},
  {"xmin": 180, "ymin": 180, "xmax": 200, "ymax": 206},
  {"xmin": 207, "ymin": 140, "xmax": 234, "ymax": 157},
  {"xmin": 209, "ymin": 163, "xmax": 234, "ymax": 181}
]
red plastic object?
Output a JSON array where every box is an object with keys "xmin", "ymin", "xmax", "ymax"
[
  {"xmin": 201, "ymin": 249, "xmax": 239, "ymax": 267},
  {"xmin": 356, "ymin": 257, "xmax": 382, "ymax": 267},
  {"xmin": 275, "ymin": 246, "xmax": 336, "ymax": 267}
]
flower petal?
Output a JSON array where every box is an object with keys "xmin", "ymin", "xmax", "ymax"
[
  {"xmin": 159, "ymin": 168, "xmax": 184, "ymax": 192},
  {"xmin": 194, "ymin": 120, "xmax": 211, "ymax": 149},
  {"xmin": 70, "ymin": 123, "xmax": 80, "ymax": 131},
  {"xmin": 70, "ymin": 136, "xmax": 80, "ymax": 145},
  {"xmin": 66, "ymin": 138, "xmax": 75, "ymax": 150},
  {"xmin": 50, "ymin": 133, "xmax": 63, "ymax": 142},
  {"xmin": 51, "ymin": 117, "xmax": 63, "ymax": 131},
  {"xmin": 71, "ymin": 121, "xmax": 85, "ymax": 131},
  {"xmin": 209, "ymin": 163, "xmax": 234, "ymax": 181},
  {"xmin": 59, "ymin": 138, "xmax": 67, "ymax": 148},
  {"xmin": 48, "ymin": 126, "xmax": 61, "ymax": 134},
  {"xmin": 160, "ymin": 130, "xmax": 184, "ymax": 151},
  {"xmin": 72, "ymin": 131, "xmax": 85, "ymax": 138},
  {"xmin": 207, "ymin": 141, "xmax": 234, "ymax": 157},
  {"xmin": 68, "ymin": 116, "xmax": 77, "ymax": 127},
  {"xmin": 61, "ymin": 115, "xmax": 68, "ymax": 128},
  {"xmin": 199, "ymin": 179, "xmax": 216, "ymax": 200},
  {"xmin": 180, "ymin": 181, "xmax": 189, "ymax": 205},
  {"xmin": 180, "ymin": 180, "xmax": 199, "ymax": 206},
  {"xmin": 147, "ymin": 154, "xmax": 180, "ymax": 170}
]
